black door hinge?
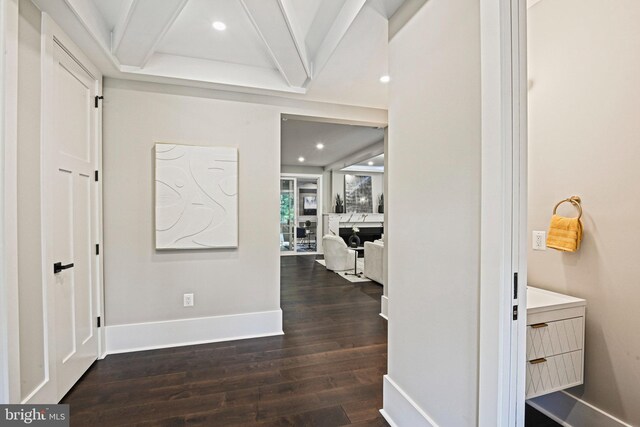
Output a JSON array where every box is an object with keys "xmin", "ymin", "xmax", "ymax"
[
  {"xmin": 512, "ymin": 305, "xmax": 518, "ymax": 321},
  {"xmin": 97, "ymin": 316, "xmax": 101, "ymax": 328},
  {"xmin": 95, "ymin": 170, "xmax": 99, "ymax": 182},
  {"xmin": 94, "ymin": 95, "xmax": 103, "ymax": 108},
  {"xmin": 513, "ymin": 272, "xmax": 518, "ymax": 299},
  {"xmin": 96, "ymin": 244, "xmax": 100, "ymax": 255}
]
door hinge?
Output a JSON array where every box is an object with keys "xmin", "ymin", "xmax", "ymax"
[
  {"xmin": 95, "ymin": 170, "xmax": 99, "ymax": 182},
  {"xmin": 97, "ymin": 316, "xmax": 101, "ymax": 328},
  {"xmin": 94, "ymin": 95, "xmax": 103, "ymax": 108},
  {"xmin": 96, "ymin": 244, "xmax": 100, "ymax": 255},
  {"xmin": 513, "ymin": 272, "xmax": 518, "ymax": 299},
  {"xmin": 512, "ymin": 305, "xmax": 518, "ymax": 321}
]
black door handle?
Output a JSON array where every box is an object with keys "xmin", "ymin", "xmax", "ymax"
[{"xmin": 53, "ymin": 262, "xmax": 74, "ymax": 274}]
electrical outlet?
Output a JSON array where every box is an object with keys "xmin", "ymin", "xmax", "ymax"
[
  {"xmin": 183, "ymin": 293, "xmax": 194, "ymax": 307},
  {"xmin": 532, "ymin": 231, "xmax": 546, "ymax": 251}
]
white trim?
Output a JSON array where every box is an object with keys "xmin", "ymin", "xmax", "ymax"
[
  {"xmin": 478, "ymin": 0, "xmax": 527, "ymax": 425},
  {"xmin": 0, "ymin": 0, "xmax": 21, "ymax": 404},
  {"xmin": 513, "ymin": 0, "xmax": 529, "ymax": 425},
  {"xmin": 478, "ymin": 0, "xmax": 528, "ymax": 424},
  {"xmin": 527, "ymin": 392, "xmax": 633, "ymax": 427},
  {"xmin": 105, "ymin": 310, "xmax": 284, "ymax": 355},
  {"xmin": 379, "ymin": 295, "xmax": 388, "ymax": 319},
  {"xmin": 381, "ymin": 375, "xmax": 438, "ymax": 427}
]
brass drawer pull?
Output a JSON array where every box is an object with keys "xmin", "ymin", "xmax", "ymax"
[
  {"xmin": 530, "ymin": 358, "xmax": 547, "ymax": 365},
  {"xmin": 531, "ymin": 323, "xmax": 548, "ymax": 329}
]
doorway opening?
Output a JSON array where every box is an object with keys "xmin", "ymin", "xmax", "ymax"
[
  {"xmin": 280, "ymin": 174, "xmax": 323, "ymax": 255},
  {"xmin": 279, "ymin": 115, "xmax": 386, "ymax": 258}
]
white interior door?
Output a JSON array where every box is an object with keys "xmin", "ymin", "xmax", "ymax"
[{"xmin": 44, "ymin": 40, "xmax": 99, "ymax": 400}]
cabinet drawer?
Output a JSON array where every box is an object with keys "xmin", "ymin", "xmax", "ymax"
[
  {"xmin": 526, "ymin": 350, "xmax": 583, "ymax": 399},
  {"xmin": 527, "ymin": 317, "xmax": 583, "ymax": 360}
]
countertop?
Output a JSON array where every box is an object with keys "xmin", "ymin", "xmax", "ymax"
[{"xmin": 527, "ymin": 286, "xmax": 586, "ymax": 315}]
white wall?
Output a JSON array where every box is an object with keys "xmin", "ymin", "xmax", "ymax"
[
  {"xmin": 104, "ymin": 80, "xmax": 280, "ymax": 326},
  {"xmin": 384, "ymin": 0, "xmax": 481, "ymax": 425},
  {"xmin": 102, "ymin": 79, "xmax": 386, "ymax": 342},
  {"xmin": 527, "ymin": 1, "xmax": 640, "ymax": 425}
]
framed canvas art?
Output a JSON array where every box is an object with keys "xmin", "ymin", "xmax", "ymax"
[
  {"xmin": 155, "ymin": 143, "xmax": 238, "ymax": 249},
  {"xmin": 344, "ymin": 175, "xmax": 372, "ymax": 213}
]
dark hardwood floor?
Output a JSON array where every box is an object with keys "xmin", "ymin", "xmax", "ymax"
[
  {"xmin": 526, "ymin": 404, "xmax": 561, "ymax": 427},
  {"xmin": 63, "ymin": 254, "xmax": 559, "ymax": 426},
  {"xmin": 63, "ymin": 255, "xmax": 389, "ymax": 426}
]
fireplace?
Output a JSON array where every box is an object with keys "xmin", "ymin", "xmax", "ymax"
[{"xmin": 339, "ymin": 226, "xmax": 383, "ymax": 248}]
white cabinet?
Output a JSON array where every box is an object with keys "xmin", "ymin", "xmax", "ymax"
[{"xmin": 526, "ymin": 287, "xmax": 587, "ymax": 399}]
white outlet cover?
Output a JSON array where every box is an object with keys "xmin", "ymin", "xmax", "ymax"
[
  {"xmin": 183, "ymin": 293, "xmax": 194, "ymax": 307},
  {"xmin": 532, "ymin": 231, "xmax": 546, "ymax": 251}
]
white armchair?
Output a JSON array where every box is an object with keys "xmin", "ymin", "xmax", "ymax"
[
  {"xmin": 364, "ymin": 240, "xmax": 384, "ymax": 284},
  {"xmin": 322, "ymin": 235, "xmax": 355, "ymax": 271}
]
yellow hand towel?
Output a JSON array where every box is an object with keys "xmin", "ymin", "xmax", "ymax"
[{"xmin": 546, "ymin": 214, "xmax": 582, "ymax": 252}]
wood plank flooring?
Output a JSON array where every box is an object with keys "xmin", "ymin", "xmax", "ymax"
[
  {"xmin": 62, "ymin": 255, "xmax": 389, "ymax": 426},
  {"xmin": 63, "ymin": 254, "xmax": 560, "ymax": 426}
]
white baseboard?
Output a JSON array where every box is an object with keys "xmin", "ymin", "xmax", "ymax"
[
  {"xmin": 380, "ymin": 295, "xmax": 389, "ymax": 319},
  {"xmin": 528, "ymin": 391, "xmax": 633, "ymax": 427},
  {"xmin": 106, "ymin": 309, "xmax": 283, "ymax": 355},
  {"xmin": 381, "ymin": 375, "xmax": 439, "ymax": 427}
]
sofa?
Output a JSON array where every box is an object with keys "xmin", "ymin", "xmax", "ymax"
[
  {"xmin": 364, "ymin": 239, "xmax": 384, "ymax": 284},
  {"xmin": 322, "ymin": 235, "xmax": 356, "ymax": 271}
]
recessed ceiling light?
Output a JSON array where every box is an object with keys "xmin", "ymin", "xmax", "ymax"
[
  {"xmin": 368, "ymin": 161, "xmax": 374, "ymax": 166},
  {"xmin": 379, "ymin": 75, "xmax": 390, "ymax": 83},
  {"xmin": 298, "ymin": 156, "xmax": 305, "ymax": 162},
  {"xmin": 316, "ymin": 143, "xmax": 324, "ymax": 150},
  {"xmin": 212, "ymin": 21, "xmax": 226, "ymax": 31}
]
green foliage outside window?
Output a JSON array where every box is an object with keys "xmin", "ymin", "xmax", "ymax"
[{"xmin": 280, "ymin": 193, "xmax": 294, "ymax": 224}]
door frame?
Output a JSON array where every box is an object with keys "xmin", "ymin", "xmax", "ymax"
[
  {"xmin": 280, "ymin": 173, "xmax": 323, "ymax": 256},
  {"xmin": 279, "ymin": 176, "xmax": 297, "ymax": 254},
  {"xmin": 478, "ymin": 0, "xmax": 527, "ymax": 425},
  {"xmin": 0, "ymin": 0, "xmax": 21, "ymax": 405}
]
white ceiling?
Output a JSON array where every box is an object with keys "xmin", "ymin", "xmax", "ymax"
[
  {"xmin": 155, "ymin": 0, "xmax": 275, "ymax": 69},
  {"xmin": 93, "ymin": 0, "xmax": 128, "ymax": 27},
  {"xmin": 33, "ymin": 0, "xmax": 406, "ymax": 109},
  {"xmin": 281, "ymin": 119, "xmax": 384, "ymax": 167}
]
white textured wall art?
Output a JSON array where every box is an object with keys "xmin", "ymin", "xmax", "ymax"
[{"xmin": 155, "ymin": 144, "xmax": 238, "ymax": 249}]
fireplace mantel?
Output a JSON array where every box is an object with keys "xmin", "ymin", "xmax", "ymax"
[{"xmin": 322, "ymin": 213, "xmax": 384, "ymax": 236}]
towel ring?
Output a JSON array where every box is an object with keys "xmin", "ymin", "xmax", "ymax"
[{"xmin": 553, "ymin": 196, "xmax": 582, "ymax": 220}]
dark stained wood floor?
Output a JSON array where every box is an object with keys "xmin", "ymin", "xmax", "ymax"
[
  {"xmin": 63, "ymin": 254, "xmax": 560, "ymax": 426},
  {"xmin": 62, "ymin": 255, "xmax": 389, "ymax": 426}
]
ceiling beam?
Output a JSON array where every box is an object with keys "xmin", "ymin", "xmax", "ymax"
[
  {"xmin": 240, "ymin": 0, "xmax": 311, "ymax": 89},
  {"xmin": 111, "ymin": 0, "xmax": 188, "ymax": 68},
  {"xmin": 311, "ymin": 0, "xmax": 367, "ymax": 78},
  {"xmin": 324, "ymin": 140, "xmax": 385, "ymax": 172},
  {"xmin": 121, "ymin": 53, "xmax": 306, "ymax": 94}
]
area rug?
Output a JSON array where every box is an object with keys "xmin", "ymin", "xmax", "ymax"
[{"xmin": 315, "ymin": 259, "xmax": 371, "ymax": 283}]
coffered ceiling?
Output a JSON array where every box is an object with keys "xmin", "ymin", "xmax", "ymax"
[{"xmin": 33, "ymin": 0, "xmax": 407, "ymax": 108}]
